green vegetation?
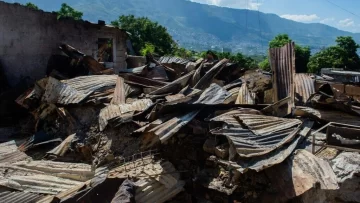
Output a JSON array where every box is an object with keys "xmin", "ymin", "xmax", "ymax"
[
  {"xmin": 24, "ymin": 2, "xmax": 39, "ymax": 10},
  {"xmin": 111, "ymin": 15, "xmax": 176, "ymax": 56},
  {"xmin": 140, "ymin": 43, "xmax": 155, "ymax": 56},
  {"xmin": 260, "ymin": 34, "xmax": 311, "ymax": 72},
  {"xmin": 308, "ymin": 36, "xmax": 360, "ymax": 73},
  {"xmin": 57, "ymin": 3, "xmax": 83, "ymax": 20}
]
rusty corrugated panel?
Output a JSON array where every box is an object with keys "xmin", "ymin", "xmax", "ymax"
[
  {"xmin": 235, "ymin": 84, "xmax": 256, "ymax": 104},
  {"xmin": 237, "ymin": 114, "xmax": 302, "ymax": 135},
  {"xmin": 108, "ymin": 156, "xmax": 184, "ymax": 203},
  {"xmin": 0, "ymin": 160, "xmax": 95, "ymax": 195},
  {"xmin": 265, "ymin": 150, "xmax": 338, "ymax": 202},
  {"xmin": 111, "ymin": 77, "xmax": 126, "ymax": 105},
  {"xmin": 295, "ymin": 73, "xmax": 315, "ymax": 104},
  {"xmin": 99, "ymin": 99, "xmax": 153, "ymax": 131},
  {"xmin": 223, "ymin": 87, "xmax": 241, "ymax": 104},
  {"xmin": 193, "ymin": 83, "xmax": 230, "ymax": 105},
  {"xmin": 269, "ymin": 42, "xmax": 295, "ymax": 114},
  {"xmin": 42, "ymin": 75, "xmax": 118, "ymax": 104},
  {"xmin": 210, "ymin": 109, "xmax": 262, "ymax": 128},
  {"xmin": 149, "ymin": 70, "xmax": 195, "ymax": 95},
  {"xmin": 211, "ymin": 114, "xmax": 302, "ymax": 158},
  {"xmin": 229, "ymin": 121, "xmax": 313, "ymax": 173},
  {"xmin": 194, "ymin": 59, "xmax": 229, "ymax": 90},
  {"xmin": 0, "ymin": 191, "xmax": 45, "ymax": 203},
  {"xmin": 136, "ymin": 111, "xmax": 200, "ymax": 149},
  {"xmin": 120, "ymin": 73, "xmax": 168, "ymax": 88}
]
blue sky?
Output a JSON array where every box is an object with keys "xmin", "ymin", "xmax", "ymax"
[{"xmin": 190, "ymin": 0, "xmax": 360, "ymax": 33}]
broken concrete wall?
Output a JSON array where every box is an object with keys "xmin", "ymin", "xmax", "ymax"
[{"xmin": 0, "ymin": 1, "xmax": 127, "ymax": 86}]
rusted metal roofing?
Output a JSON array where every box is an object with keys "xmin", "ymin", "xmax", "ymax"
[
  {"xmin": 295, "ymin": 73, "xmax": 315, "ymax": 104},
  {"xmin": 194, "ymin": 59, "xmax": 229, "ymax": 90},
  {"xmin": 223, "ymin": 87, "xmax": 241, "ymax": 104},
  {"xmin": 149, "ymin": 70, "xmax": 195, "ymax": 95},
  {"xmin": 136, "ymin": 111, "xmax": 200, "ymax": 149},
  {"xmin": 42, "ymin": 75, "xmax": 118, "ymax": 104},
  {"xmin": 0, "ymin": 160, "xmax": 95, "ymax": 195},
  {"xmin": 265, "ymin": 150, "xmax": 338, "ymax": 202},
  {"xmin": 108, "ymin": 156, "xmax": 184, "ymax": 203},
  {"xmin": 236, "ymin": 114, "xmax": 302, "ymax": 135},
  {"xmin": 111, "ymin": 76, "xmax": 126, "ymax": 105},
  {"xmin": 119, "ymin": 73, "xmax": 168, "ymax": 88},
  {"xmin": 269, "ymin": 42, "xmax": 295, "ymax": 114},
  {"xmin": 210, "ymin": 109, "xmax": 263, "ymax": 128},
  {"xmin": 235, "ymin": 84, "xmax": 256, "ymax": 104},
  {"xmin": 99, "ymin": 99, "xmax": 153, "ymax": 131},
  {"xmin": 230, "ymin": 121, "xmax": 313, "ymax": 173},
  {"xmin": 0, "ymin": 190, "xmax": 45, "ymax": 203},
  {"xmin": 193, "ymin": 83, "xmax": 230, "ymax": 105},
  {"xmin": 211, "ymin": 114, "xmax": 302, "ymax": 157}
]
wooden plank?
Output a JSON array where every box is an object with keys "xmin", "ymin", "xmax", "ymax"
[{"xmin": 111, "ymin": 76, "xmax": 126, "ymax": 105}]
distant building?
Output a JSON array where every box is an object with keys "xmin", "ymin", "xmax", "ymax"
[{"xmin": 321, "ymin": 68, "xmax": 360, "ymax": 83}]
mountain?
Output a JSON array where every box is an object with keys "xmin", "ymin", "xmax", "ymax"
[{"xmin": 4, "ymin": 0, "xmax": 360, "ymax": 54}]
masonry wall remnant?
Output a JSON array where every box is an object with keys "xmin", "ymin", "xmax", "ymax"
[{"xmin": 0, "ymin": 1, "xmax": 127, "ymax": 86}]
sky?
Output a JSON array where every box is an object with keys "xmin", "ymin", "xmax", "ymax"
[{"xmin": 190, "ymin": 0, "xmax": 360, "ymax": 33}]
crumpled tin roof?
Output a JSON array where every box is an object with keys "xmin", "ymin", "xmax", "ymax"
[{"xmin": 42, "ymin": 75, "xmax": 118, "ymax": 104}]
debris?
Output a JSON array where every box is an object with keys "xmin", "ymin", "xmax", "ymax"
[{"xmin": 3, "ymin": 41, "xmax": 360, "ymax": 203}]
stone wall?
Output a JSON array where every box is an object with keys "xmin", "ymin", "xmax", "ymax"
[{"xmin": 0, "ymin": 1, "xmax": 127, "ymax": 86}]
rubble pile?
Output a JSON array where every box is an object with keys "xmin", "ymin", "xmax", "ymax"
[{"xmin": 1, "ymin": 42, "xmax": 360, "ymax": 203}]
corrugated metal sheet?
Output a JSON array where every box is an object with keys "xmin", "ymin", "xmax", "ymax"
[
  {"xmin": 99, "ymin": 99, "xmax": 153, "ymax": 131},
  {"xmin": 47, "ymin": 134, "xmax": 76, "ymax": 156},
  {"xmin": 223, "ymin": 87, "xmax": 241, "ymax": 104},
  {"xmin": 265, "ymin": 149, "xmax": 338, "ymax": 202},
  {"xmin": 295, "ymin": 73, "xmax": 315, "ymax": 104},
  {"xmin": 149, "ymin": 70, "xmax": 195, "ymax": 95},
  {"xmin": 193, "ymin": 83, "xmax": 230, "ymax": 105},
  {"xmin": 0, "ymin": 190, "xmax": 45, "ymax": 203},
  {"xmin": 194, "ymin": 59, "xmax": 229, "ymax": 90},
  {"xmin": 42, "ymin": 76, "xmax": 118, "ymax": 104},
  {"xmin": 111, "ymin": 77, "xmax": 126, "ymax": 105},
  {"xmin": 235, "ymin": 84, "xmax": 256, "ymax": 104},
  {"xmin": 158, "ymin": 56, "xmax": 190, "ymax": 65},
  {"xmin": 210, "ymin": 109, "xmax": 262, "ymax": 128},
  {"xmin": 236, "ymin": 114, "xmax": 302, "ymax": 135},
  {"xmin": 136, "ymin": 111, "xmax": 200, "ymax": 149},
  {"xmin": 119, "ymin": 73, "xmax": 168, "ymax": 88},
  {"xmin": 232, "ymin": 121, "xmax": 313, "ymax": 173},
  {"xmin": 108, "ymin": 156, "xmax": 184, "ymax": 203},
  {"xmin": 0, "ymin": 160, "xmax": 95, "ymax": 195},
  {"xmin": 211, "ymin": 114, "xmax": 302, "ymax": 157},
  {"xmin": 269, "ymin": 42, "xmax": 295, "ymax": 113},
  {"xmin": 0, "ymin": 141, "xmax": 30, "ymax": 164}
]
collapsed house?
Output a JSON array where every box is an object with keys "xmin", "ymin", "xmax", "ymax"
[{"xmin": 1, "ymin": 2, "xmax": 360, "ymax": 203}]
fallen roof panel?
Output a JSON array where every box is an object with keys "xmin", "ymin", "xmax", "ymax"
[
  {"xmin": 99, "ymin": 99, "xmax": 153, "ymax": 131},
  {"xmin": 42, "ymin": 75, "xmax": 118, "ymax": 104},
  {"xmin": 295, "ymin": 73, "xmax": 315, "ymax": 104}
]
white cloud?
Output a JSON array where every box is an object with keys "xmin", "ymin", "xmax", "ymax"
[
  {"xmin": 338, "ymin": 18, "xmax": 355, "ymax": 27},
  {"xmin": 190, "ymin": 0, "xmax": 262, "ymax": 10},
  {"xmin": 280, "ymin": 14, "xmax": 320, "ymax": 22},
  {"xmin": 320, "ymin": 18, "xmax": 335, "ymax": 24}
]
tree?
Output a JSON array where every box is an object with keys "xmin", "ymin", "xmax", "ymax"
[
  {"xmin": 25, "ymin": 2, "xmax": 39, "ymax": 10},
  {"xmin": 111, "ymin": 15, "xmax": 176, "ymax": 56},
  {"xmin": 57, "ymin": 3, "xmax": 83, "ymax": 20},
  {"xmin": 140, "ymin": 43, "xmax": 155, "ymax": 56},
  {"xmin": 307, "ymin": 36, "xmax": 360, "ymax": 73}
]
